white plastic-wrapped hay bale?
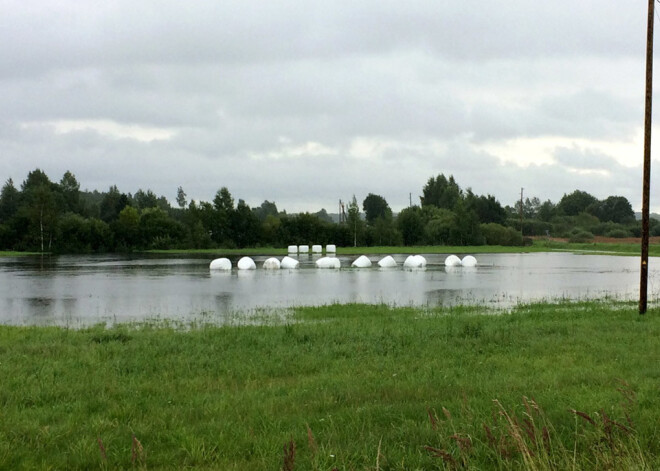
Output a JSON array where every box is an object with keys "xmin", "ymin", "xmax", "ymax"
[
  {"xmin": 280, "ymin": 256, "xmax": 299, "ymax": 269},
  {"xmin": 326, "ymin": 244, "xmax": 336, "ymax": 253},
  {"xmin": 461, "ymin": 255, "xmax": 477, "ymax": 267},
  {"xmin": 237, "ymin": 256, "xmax": 256, "ymax": 270},
  {"xmin": 377, "ymin": 255, "xmax": 397, "ymax": 268},
  {"xmin": 444, "ymin": 255, "xmax": 462, "ymax": 267},
  {"xmin": 403, "ymin": 255, "xmax": 426, "ymax": 268},
  {"xmin": 351, "ymin": 255, "xmax": 372, "ymax": 268},
  {"xmin": 298, "ymin": 245, "xmax": 309, "ymax": 253},
  {"xmin": 316, "ymin": 257, "xmax": 341, "ymax": 269},
  {"xmin": 263, "ymin": 257, "xmax": 281, "ymax": 269},
  {"xmin": 312, "ymin": 245, "xmax": 323, "ymax": 253},
  {"xmin": 287, "ymin": 245, "xmax": 298, "ymax": 253},
  {"xmin": 209, "ymin": 258, "xmax": 232, "ymax": 270}
]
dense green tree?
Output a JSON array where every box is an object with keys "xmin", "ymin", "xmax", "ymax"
[
  {"xmin": 424, "ymin": 208, "xmax": 456, "ymax": 245},
  {"xmin": 465, "ymin": 191, "xmax": 507, "ymax": 225},
  {"xmin": 176, "ymin": 186, "xmax": 187, "ymax": 209},
  {"xmin": 88, "ymin": 218, "xmax": 113, "ymax": 252},
  {"xmin": 481, "ymin": 223, "xmax": 523, "ymax": 246},
  {"xmin": 451, "ymin": 200, "xmax": 483, "ymax": 245},
  {"xmin": 213, "ymin": 187, "xmax": 234, "ymax": 213},
  {"xmin": 587, "ymin": 196, "xmax": 635, "ymax": 224},
  {"xmin": 314, "ymin": 208, "xmax": 334, "ymax": 223},
  {"xmin": 133, "ymin": 189, "xmax": 159, "ymax": 210},
  {"xmin": 21, "ymin": 172, "xmax": 60, "ymax": 252},
  {"xmin": 396, "ymin": 206, "xmax": 424, "ymax": 246},
  {"xmin": 362, "ymin": 193, "xmax": 392, "ymax": 224},
  {"xmin": 253, "ymin": 200, "xmax": 279, "ymax": 222},
  {"xmin": 59, "ymin": 171, "xmax": 81, "ymax": 214},
  {"xmin": 281, "ymin": 213, "xmax": 332, "ymax": 245},
  {"xmin": 230, "ymin": 200, "xmax": 260, "ymax": 248},
  {"xmin": 139, "ymin": 208, "xmax": 185, "ymax": 249},
  {"xmin": 346, "ymin": 195, "xmax": 364, "ymax": 246},
  {"xmin": 113, "ymin": 206, "xmax": 140, "ymax": 249},
  {"xmin": 421, "ymin": 174, "xmax": 462, "ymax": 210},
  {"xmin": 56, "ymin": 213, "xmax": 90, "ymax": 253},
  {"xmin": 0, "ymin": 178, "xmax": 19, "ymax": 223},
  {"xmin": 557, "ymin": 190, "xmax": 598, "ymax": 216},
  {"xmin": 537, "ymin": 200, "xmax": 557, "ymax": 222},
  {"xmin": 21, "ymin": 168, "xmax": 52, "ymax": 192},
  {"xmin": 99, "ymin": 186, "xmax": 129, "ymax": 223},
  {"xmin": 368, "ymin": 216, "xmax": 402, "ymax": 246}
]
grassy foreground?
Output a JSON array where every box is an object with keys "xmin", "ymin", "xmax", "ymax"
[
  {"xmin": 147, "ymin": 239, "xmax": 659, "ymax": 257},
  {"xmin": 1, "ymin": 302, "xmax": 660, "ymax": 470}
]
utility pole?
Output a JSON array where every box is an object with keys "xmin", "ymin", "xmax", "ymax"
[
  {"xmin": 640, "ymin": 0, "xmax": 654, "ymax": 314},
  {"xmin": 520, "ymin": 188, "xmax": 524, "ymax": 238},
  {"xmin": 409, "ymin": 193, "xmax": 412, "ymax": 207}
]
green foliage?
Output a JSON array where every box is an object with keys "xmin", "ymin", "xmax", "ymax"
[
  {"xmin": 0, "ymin": 168, "xmax": 647, "ymax": 253},
  {"xmin": 587, "ymin": 195, "xmax": 635, "ymax": 224},
  {"xmin": 0, "ymin": 178, "xmax": 20, "ymax": 222},
  {"xmin": 481, "ymin": 223, "xmax": 523, "ymax": 246},
  {"xmin": 362, "ymin": 193, "xmax": 392, "ymax": 224},
  {"xmin": 466, "ymin": 191, "xmax": 507, "ymax": 224},
  {"xmin": 421, "ymin": 174, "xmax": 462, "ymax": 209},
  {"xmin": 604, "ymin": 229, "xmax": 631, "ymax": 238},
  {"xmin": 558, "ymin": 190, "xmax": 599, "ymax": 216},
  {"xmin": 397, "ymin": 206, "xmax": 425, "ymax": 245},
  {"xmin": 568, "ymin": 229, "xmax": 595, "ymax": 243},
  {"xmin": 424, "ymin": 208, "xmax": 455, "ymax": 245}
]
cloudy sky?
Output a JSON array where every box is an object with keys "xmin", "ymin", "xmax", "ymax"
[{"xmin": 0, "ymin": 1, "xmax": 657, "ymax": 213}]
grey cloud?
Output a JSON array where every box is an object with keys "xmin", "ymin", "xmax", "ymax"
[
  {"xmin": 553, "ymin": 146, "xmax": 621, "ymax": 171},
  {"xmin": 0, "ymin": 1, "xmax": 644, "ymax": 80}
]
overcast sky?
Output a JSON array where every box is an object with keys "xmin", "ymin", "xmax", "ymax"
[{"xmin": 1, "ymin": 1, "xmax": 658, "ymax": 213}]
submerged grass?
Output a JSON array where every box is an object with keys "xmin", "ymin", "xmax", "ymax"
[{"xmin": 1, "ymin": 301, "xmax": 660, "ymax": 469}]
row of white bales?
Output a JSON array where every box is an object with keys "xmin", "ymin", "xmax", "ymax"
[{"xmin": 209, "ymin": 253, "xmax": 476, "ymax": 270}]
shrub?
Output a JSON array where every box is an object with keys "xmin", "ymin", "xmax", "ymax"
[
  {"xmin": 604, "ymin": 229, "xmax": 631, "ymax": 239},
  {"xmin": 481, "ymin": 223, "xmax": 523, "ymax": 246},
  {"xmin": 568, "ymin": 230, "xmax": 594, "ymax": 243}
]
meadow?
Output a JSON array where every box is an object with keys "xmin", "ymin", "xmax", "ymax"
[{"xmin": 0, "ymin": 301, "xmax": 659, "ymax": 469}]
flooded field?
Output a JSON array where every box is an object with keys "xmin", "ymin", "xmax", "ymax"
[{"xmin": 0, "ymin": 252, "xmax": 657, "ymax": 326}]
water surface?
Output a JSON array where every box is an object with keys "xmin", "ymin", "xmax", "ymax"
[{"xmin": 0, "ymin": 252, "xmax": 657, "ymax": 326}]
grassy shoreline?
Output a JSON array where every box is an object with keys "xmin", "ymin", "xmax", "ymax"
[
  {"xmin": 2, "ymin": 239, "xmax": 657, "ymax": 257},
  {"xmin": 1, "ymin": 301, "xmax": 659, "ymax": 469},
  {"xmin": 146, "ymin": 240, "xmax": 655, "ymax": 256}
]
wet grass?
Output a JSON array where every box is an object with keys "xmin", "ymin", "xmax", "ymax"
[
  {"xmin": 0, "ymin": 251, "xmax": 42, "ymax": 257},
  {"xmin": 147, "ymin": 240, "xmax": 660, "ymax": 257},
  {"xmin": 534, "ymin": 240, "xmax": 658, "ymax": 256},
  {"xmin": 1, "ymin": 301, "xmax": 659, "ymax": 469},
  {"xmin": 147, "ymin": 245, "xmax": 542, "ymax": 256}
]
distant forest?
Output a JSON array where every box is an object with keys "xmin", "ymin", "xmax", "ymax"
[{"xmin": 0, "ymin": 168, "xmax": 651, "ymax": 253}]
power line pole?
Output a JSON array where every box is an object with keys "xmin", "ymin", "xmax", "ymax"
[
  {"xmin": 640, "ymin": 0, "xmax": 654, "ymax": 314},
  {"xmin": 520, "ymin": 188, "xmax": 524, "ymax": 237}
]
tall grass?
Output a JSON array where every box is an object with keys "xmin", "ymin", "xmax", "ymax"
[{"xmin": 0, "ymin": 301, "xmax": 659, "ymax": 469}]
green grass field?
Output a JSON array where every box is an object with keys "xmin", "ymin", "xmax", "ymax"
[
  {"xmin": 1, "ymin": 301, "xmax": 659, "ymax": 469},
  {"xmin": 1, "ymin": 238, "xmax": 655, "ymax": 257},
  {"xmin": 145, "ymin": 240, "xmax": 653, "ymax": 257},
  {"xmin": 0, "ymin": 251, "xmax": 42, "ymax": 257}
]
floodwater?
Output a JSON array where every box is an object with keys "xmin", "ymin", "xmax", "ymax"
[{"xmin": 0, "ymin": 252, "xmax": 657, "ymax": 326}]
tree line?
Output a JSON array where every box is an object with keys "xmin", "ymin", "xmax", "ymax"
[{"xmin": 0, "ymin": 168, "xmax": 646, "ymax": 253}]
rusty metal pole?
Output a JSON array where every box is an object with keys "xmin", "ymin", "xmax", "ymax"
[{"xmin": 640, "ymin": 0, "xmax": 654, "ymax": 314}]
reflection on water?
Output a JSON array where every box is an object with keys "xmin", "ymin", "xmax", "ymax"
[{"xmin": 0, "ymin": 252, "xmax": 657, "ymax": 326}]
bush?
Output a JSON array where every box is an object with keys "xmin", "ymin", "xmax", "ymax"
[
  {"xmin": 481, "ymin": 223, "xmax": 523, "ymax": 246},
  {"xmin": 568, "ymin": 230, "xmax": 594, "ymax": 243},
  {"xmin": 604, "ymin": 229, "xmax": 631, "ymax": 239},
  {"xmin": 592, "ymin": 221, "xmax": 631, "ymax": 237}
]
